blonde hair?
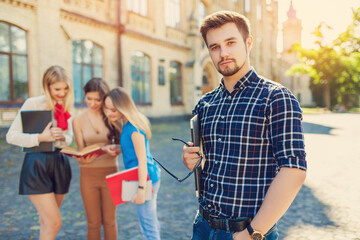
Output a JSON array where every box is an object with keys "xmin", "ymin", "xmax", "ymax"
[
  {"xmin": 105, "ymin": 87, "xmax": 151, "ymax": 139},
  {"xmin": 42, "ymin": 65, "xmax": 74, "ymax": 111}
]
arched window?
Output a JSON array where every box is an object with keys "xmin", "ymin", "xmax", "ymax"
[
  {"xmin": 131, "ymin": 51, "xmax": 151, "ymax": 104},
  {"xmin": 169, "ymin": 61, "xmax": 182, "ymax": 104},
  {"xmin": 165, "ymin": 0, "xmax": 180, "ymax": 28},
  {"xmin": 0, "ymin": 21, "xmax": 28, "ymax": 103},
  {"xmin": 72, "ymin": 40, "xmax": 103, "ymax": 103},
  {"xmin": 198, "ymin": 2, "xmax": 206, "ymax": 28}
]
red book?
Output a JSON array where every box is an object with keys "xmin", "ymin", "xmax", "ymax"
[{"xmin": 105, "ymin": 167, "xmax": 151, "ymax": 206}]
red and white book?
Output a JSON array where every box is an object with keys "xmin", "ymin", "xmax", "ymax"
[{"xmin": 106, "ymin": 166, "xmax": 152, "ymax": 206}]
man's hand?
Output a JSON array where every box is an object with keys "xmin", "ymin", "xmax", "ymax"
[
  {"xmin": 182, "ymin": 142, "xmax": 201, "ymax": 170},
  {"xmin": 233, "ymin": 229, "xmax": 251, "ymax": 240}
]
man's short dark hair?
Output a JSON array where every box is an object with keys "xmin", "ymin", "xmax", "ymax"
[{"xmin": 200, "ymin": 10, "xmax": 251, "ymax": 46}]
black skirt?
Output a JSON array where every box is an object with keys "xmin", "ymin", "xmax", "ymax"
[{"xmin": 19, "ymin": 150, "xmax": 72, "ymax": 195}]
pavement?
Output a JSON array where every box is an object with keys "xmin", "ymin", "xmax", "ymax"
[{"xmin": 0, "ymin": 113, "xmax": 360, "ymax": 240}]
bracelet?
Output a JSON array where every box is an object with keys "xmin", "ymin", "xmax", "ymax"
[{"xmin": 138, "ymin": 185, "xmax": 145, "ymax": 190}]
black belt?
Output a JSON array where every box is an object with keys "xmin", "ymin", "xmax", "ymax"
[{"xmin": 199, "ymin": 206, "xmax": 251, "ymax": 232}]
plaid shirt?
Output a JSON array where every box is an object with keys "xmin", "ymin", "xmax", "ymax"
[{"xmin": 193, "ymin": 68, "xmax": 307, "ymax": 218}]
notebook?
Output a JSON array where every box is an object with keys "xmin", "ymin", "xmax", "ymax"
[
  {"xmin": 106, "ymin": 167, "xmax": 152, "ymax": 205},
  {"xmin": 190, "ymin": 114, "xmax": 203, "ymax": 198},
  {"xmin": 121, "ymin": 180, "xmax": 153, "ymax": 202},
  {"xmin": 21, "ymin": 110, "xmax": 55, "ymax": 152}
]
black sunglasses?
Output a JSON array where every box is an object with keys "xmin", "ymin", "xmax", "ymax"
[{"xmin": 152, "ymin": 138, "xmax": 203, "ymax": 183}]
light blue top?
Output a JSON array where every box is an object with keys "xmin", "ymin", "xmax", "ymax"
[{"xmin": 120, "ymin": 121, "xmax": 160, "ymax": 183}]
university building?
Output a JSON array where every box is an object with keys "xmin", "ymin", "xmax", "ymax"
[
  {"xmin": 0, "ymin": 0, "xmax": 279, "ymax": 126},
  {"xmin": 279, "ymin": 0, "xmax": 313, "ymax": 107}
]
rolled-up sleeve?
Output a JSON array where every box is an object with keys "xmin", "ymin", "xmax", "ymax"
[{"xmin": 268, "ymin": 88, "xmax": 307, "ymax": 170}]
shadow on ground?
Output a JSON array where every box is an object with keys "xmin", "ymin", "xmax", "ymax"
[
  {"xmin": 0, "ymin": 118, "xmax": 337, "ymax": 239},
  {"xmin": 302, "ymin": 122, "xmax": 335, "ymax": 135},
  {"xmin": 277, "ymin": 185, "xmax": 336, "ymax": 239}
]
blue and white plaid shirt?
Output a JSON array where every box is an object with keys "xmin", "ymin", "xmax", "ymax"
[{"xmin": 193, "ymin": 68, "xmax": 307, "ymax": 218}]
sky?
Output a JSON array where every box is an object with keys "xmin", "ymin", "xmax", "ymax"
[{"xmin": 277, "ymin": 0, "xmax": 360, "ymax": 51}]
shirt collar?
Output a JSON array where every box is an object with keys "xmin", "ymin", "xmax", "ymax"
[{"xmin": 219, "ymin": 67, "xmax": 257, "ymax": 92}]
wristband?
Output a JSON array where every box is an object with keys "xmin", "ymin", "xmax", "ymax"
[{"xmin": 138, "ymin": 185, "xmax": 145, "ymax": 190}]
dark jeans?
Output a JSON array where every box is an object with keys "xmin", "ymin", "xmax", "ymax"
[{"xmin": 191, "ymin": 210, "xmax": 279, "ymax": 240}]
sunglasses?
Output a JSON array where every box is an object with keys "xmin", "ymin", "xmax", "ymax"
[{"xmin": 152, "ymin": 138, "xmax": 203, "ymax": 183}]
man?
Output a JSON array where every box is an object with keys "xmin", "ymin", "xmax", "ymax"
[{"xmin": 182, "ymin": 11, "xmax": 307, "ymax": 240}]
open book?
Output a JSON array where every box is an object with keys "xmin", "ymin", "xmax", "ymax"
[{"xmin": 60, "ymin": 144, "xmax": 106, "ymax": 158}]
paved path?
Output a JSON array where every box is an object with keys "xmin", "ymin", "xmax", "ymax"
[{"xmin": 0, "ymin": 113, "xmax": 359, "ymax": 239}]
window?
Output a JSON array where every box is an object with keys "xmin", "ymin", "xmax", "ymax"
[
  {"xmin": 245, "ymin": 0, "xmax": 251, "ymax": 13},
  {"xmin": 257, "ymin": 1, "xmax": 262, "ymax": 20},
  {"xmin": 198, "ymin": 2, "xmax": 206, "ymax": 28},
  {"xmin": 202, "ymin": 68, "xmax": 209, "ymax": 85},
  {"xmin": 72, "ymin": 40, "xmax": 103, "ymax": 103},
  {"xmin": 0, "ymin": 21, "xmax": 28, "ymax": 103},
  {"xmin": 165, "ymin": 0, "xmax": 180, "ymax": 28},
  {"xmin": 169, "ymin": 61, "xmax": 182, "ymax": 104},
  {"xmin": 131, "ymin": 51, "xmax": 151, "ymax": 104},
  {"xmin": 127, "ymin": 0, "xmax": 148, "ymax": 16}
]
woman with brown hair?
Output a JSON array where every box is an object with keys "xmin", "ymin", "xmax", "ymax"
[
  {"xmin": 73, "ymin": 78, "xmax": 120, "ymax": 240},
  {"xmin": 6, "ymin": 65, "xmax": 74, "ymax": 239}
]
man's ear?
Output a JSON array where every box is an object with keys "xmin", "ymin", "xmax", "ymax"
[{"xmin": 246, "ymin": 36, "xmax": 253, "ymax": 51}]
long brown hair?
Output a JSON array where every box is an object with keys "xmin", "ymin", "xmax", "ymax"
[
  {"xmin": 83, "ymin": 78, "xmax": 120, "ymax": 144},
  {"xmin": 200, "ymin": 10, "xmax": 251, "ymax": 46},
  {"xmin": 105, "ymin": 87, "xmax": 151, "ymax": 139},
  {"xmin": 42, "ymin": 65, "xmax": 74, "ymax": 111}
]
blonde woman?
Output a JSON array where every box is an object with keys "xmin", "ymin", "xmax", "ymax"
[
  {"xmin": 6, "ymin": 66, "xmax": 74, "ymax": 240},
  {"xmin": 103, "ymin": 87, "xmax": 161, "ymax": 240},
  {"xmin": 73, "ymin": 78, "xmax": 120, "ymax": 240}
]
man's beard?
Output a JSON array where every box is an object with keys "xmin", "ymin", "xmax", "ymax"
[{"xmin": 217, "ymin": 58, "xmax": 244, "ymax": 77}]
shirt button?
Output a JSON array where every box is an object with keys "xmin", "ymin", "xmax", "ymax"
[
  {"xmin": 221, "ymin": 116, "xmax": 225, "ymax": 119},
  {"xmin": 218, "ymin": 138, "xmax": 221, "ymax": 142},
  {"xmin": 240, "ymin": 87, "xmax": 244, "ymax": 90},
  {"xmin": 228, "ymin": 96, "xmax": 231, "ymax": 99},
  {"xmin": 210, "ymin": 184, "xmax": 214, "ymax": 187},
  {"xmin": 208, "ymin": 204, "xmax": 211, "ymax": 208},
  {"xmin": 215, "ymin": 161, "xmax": 218, "ymax": 164}
]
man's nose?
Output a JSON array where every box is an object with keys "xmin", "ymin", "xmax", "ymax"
[{"xmin": 220, "ymin": 47, "xmax": 229, "ymax": 59}]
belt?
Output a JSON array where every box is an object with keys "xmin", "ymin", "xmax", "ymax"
[{"xmin": 199, "ymin": 206, "xmax": 251, "ymax": 232}]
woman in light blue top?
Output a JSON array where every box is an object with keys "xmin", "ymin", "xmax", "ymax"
[{"xmin": 103, "ymin": 87, "xmax": 161, "ymax": 240}]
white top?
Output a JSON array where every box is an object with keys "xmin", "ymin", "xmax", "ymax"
[{"xmin": 6, "ymin": 95, "xmax": 73, "ymax": 149}]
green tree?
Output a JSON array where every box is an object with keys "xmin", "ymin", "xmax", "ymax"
[{"xmin": 287, "ymin": 7, "xmax": 360, "ymax": 110}]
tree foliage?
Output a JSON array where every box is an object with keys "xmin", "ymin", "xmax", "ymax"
[{"xmin": 288, "ymin": 7, "xmax": 360, "ymax": 110}]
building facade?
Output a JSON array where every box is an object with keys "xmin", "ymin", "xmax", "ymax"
[
  {"xmin": 0, "ymin": 0, "xmax": 279, "ymax": 126},
  {"xmin": 280, "ymin": 0, "xmax": 314, "ymax": 107}
]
